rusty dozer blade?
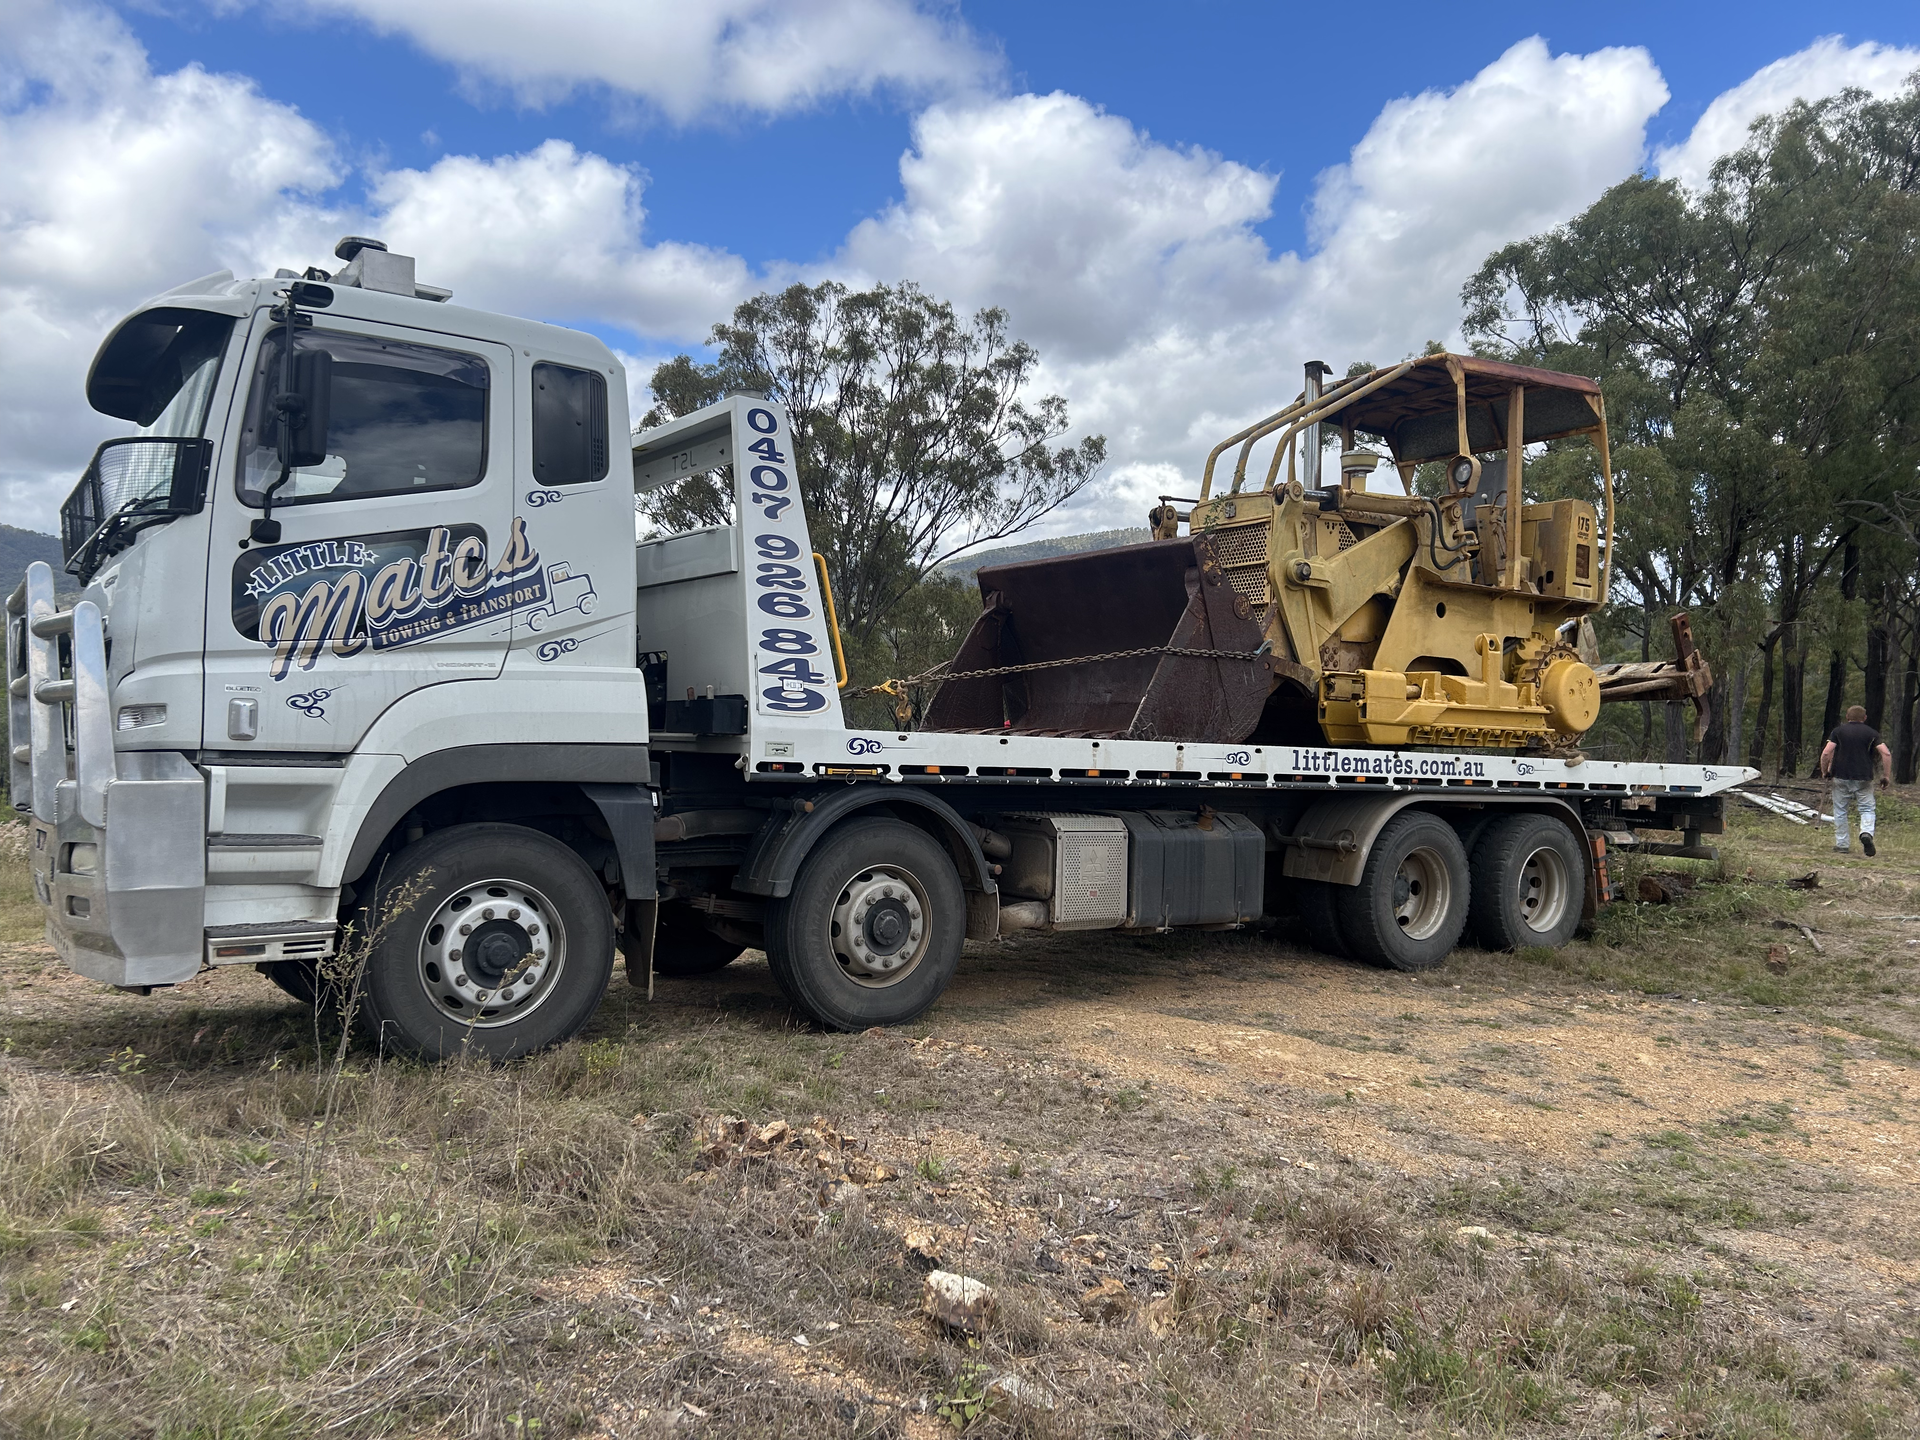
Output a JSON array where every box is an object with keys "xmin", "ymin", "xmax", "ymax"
[
  {"xmin": 1594, "ymin": 613, "xmax": 1715, "ymax": 741},
  {"xmin": 921, "ymin": 533, "xmax": 1275, "ymax": 743}
]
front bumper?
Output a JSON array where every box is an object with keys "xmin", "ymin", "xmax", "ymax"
[{"xmin": 11, "ymin": 562, "xmax": 205, "ymax": 988}]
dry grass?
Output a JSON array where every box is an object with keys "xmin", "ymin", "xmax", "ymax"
[{"xmin": 0, "ymin": 805, "xmax": 1917, "ymax": 1437}]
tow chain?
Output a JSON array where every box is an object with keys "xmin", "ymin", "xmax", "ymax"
[{"xmin": 846, "ymin": 641, "xmax": 1272, "ymax": 702}]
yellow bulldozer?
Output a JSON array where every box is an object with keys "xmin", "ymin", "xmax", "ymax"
[{"xmin": 922, "ymin": 354, "xmax": 1710, "ymax": 749}]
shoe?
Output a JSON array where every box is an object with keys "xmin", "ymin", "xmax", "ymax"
[{"xmin": 1863, "ymin": 833, "xmax": 1877, "ymax": 857}]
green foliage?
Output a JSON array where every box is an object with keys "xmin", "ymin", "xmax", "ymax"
[
  {"xmin": 640, "ymin": 280, "xmax": 1106, "ymax": 647},
  {"xmin": 934, "ymin": 1348, "xmax": 994, "ymax": 1428},
  {"xmin": 1463, "ymin": 79, "xmax": 1920, "ymax": 773}
]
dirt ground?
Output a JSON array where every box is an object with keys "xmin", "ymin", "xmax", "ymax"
[{"xmin": 3, "ymin": 794, "xmax": 1919, "ymax": 1437}]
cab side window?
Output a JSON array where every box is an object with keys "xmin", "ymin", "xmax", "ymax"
[
  {"xmin": 237, "ymin": 330, "xmax": 489, "ymax": 506},
  {"xmin": 532, "ymin": 363, "xmax": 609, "ymax": 485}
]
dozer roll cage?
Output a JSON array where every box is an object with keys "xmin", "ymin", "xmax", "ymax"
[{"xmin": 1196, "ymin": 354, "xmax": 1614, "ymax": 602}]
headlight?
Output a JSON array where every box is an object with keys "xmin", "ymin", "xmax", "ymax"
[{"xmin": 1448, "ymin": 455, "xmax": 1480, "ymax": 491}]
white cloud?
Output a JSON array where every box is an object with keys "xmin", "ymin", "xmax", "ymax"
[
  {"xmin": 1655, "ymin": 36, "xmax": 1920, "ymax": 190},
  {"xmin": 369, "ymin": 142, "xmax": 751, "ymax": 337},
  {"xmin": 0, "ymin": 0, "xmax": 341, "ymax": 529},
  {"xmin": 843, "ymin": 93, "xmax": 1288, "ymax": 360},
  {"xmin": 291, "ymin": 0, "xmax": 999, "ymax": 123},
  {"xmin": 838, "ymin": 40, "xmax": 1669, "ymax": 531},
  {"xmin": 6, "ymin": 9, "xmax": 1912, "ymax": 552},
  {"xmin": 0, "ymin": 2, "xmax": 757, "ymax": 530}
]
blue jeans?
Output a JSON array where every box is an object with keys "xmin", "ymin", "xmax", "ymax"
[{"xmin": 1832, "ymin": 777, "xmax": 1876, "ymax": 850}]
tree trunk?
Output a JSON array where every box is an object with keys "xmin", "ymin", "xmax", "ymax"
[
  {"xmin": 1820, "ymin": 648, "xmax": 1846, "ymax": 739},
  {"xmin": 1748, "ymin": 637, "xmax": 1777, "ymax": 774},
  {"xmin": 1864, "ymin": 607, "xmax": 1891, "ymax": 732},
  {"xmin": 1700, "ymin": 667, "xmax": 1728, "ymax": 764},
  {"xmin": 1663, "ymin": 700, "xmax": 1688, "ymax": 762},
  {"xmin": 1820, "ymin": 541, "xmax": 1860, "ymax": 740},
  {"xmin": 1638, "ymin": 608, "xmax": 1653, "ymax": 761},
  {"xmin": 1726, "ymin": 654, "xmax": 1749, "ymax": 770},
  {"xmin": 1779, "ymin": 640, "xmax": 1806, "ymax": 777},
  {"xmin": 1899, "ymin": 636, "xmax": 1920, "ymax": 785}
]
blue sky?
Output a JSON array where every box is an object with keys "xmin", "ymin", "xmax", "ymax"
[
  {"xmin": 119, "ymin": 1, "xmax": 1920, "ymax": 266},
  {"xmin": 4, "ymin": 1, "xmax": 1919, "ymax": 532}
]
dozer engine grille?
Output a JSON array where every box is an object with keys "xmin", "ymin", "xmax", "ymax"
[{"xmin": 1211, "ymin": 521, "xmax": 1271, "ymax": 619}]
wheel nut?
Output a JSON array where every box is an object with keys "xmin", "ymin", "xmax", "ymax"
[
  {"xmin": 508, "ymin": 908, "xmax": 520, "ymax": 920},
  {"xmin": 459, "ymin": 923, "xmax": 472, "ymax": 935},
  {"xmin": 526, "ymin": 923, "xmax": 539, "ymax": 936},
  {"xmin": 482, "ymin": 908, "xmax": 495, "ymax": 920},
  {"xmin": 450, "ymin": 948, "xmax": 462, "ymax": 961}
]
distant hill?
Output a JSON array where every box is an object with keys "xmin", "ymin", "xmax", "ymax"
[
  {"xmin": 937, "ymin": 527, "xmax": 1152, "ymax": 582},
  {"xmin": 0, "ymin": 526, "xmax": 64, "ymax": 592}
]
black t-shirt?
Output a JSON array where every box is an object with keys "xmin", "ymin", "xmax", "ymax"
[{"xmin": 1828, "ymin": 721, "xmax": 1882, "ymax": 781}]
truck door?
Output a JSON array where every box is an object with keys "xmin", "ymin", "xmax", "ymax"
[{"xmin": 203, "ymin": 313, "xmax": 517, "ymax": 752}]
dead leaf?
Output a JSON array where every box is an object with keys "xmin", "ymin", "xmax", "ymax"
[{"xmin": 1080, "ymin": 1275, "xmax": 1133, "ymax": 1323}]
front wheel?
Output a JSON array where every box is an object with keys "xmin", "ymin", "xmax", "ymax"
[
  {"xmin": 1468, "ymin": 814, "xmax": 1586, "ymax": 950},
  {"xmin": 356, "ymin": 823, "xmax": 614, "ymax": 1061},
  {"xmin": 764, "ymin": 819, "xmax": 964, "ymax": 1030},
  {"xmin": 1335, "ymin": 810, "xmax": 1470, "ymax": 971}
]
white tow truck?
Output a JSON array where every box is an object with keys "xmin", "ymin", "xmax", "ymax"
[{"xmin": 7, "ymin": 239, "xmax": 1755, "ymax": 1059}]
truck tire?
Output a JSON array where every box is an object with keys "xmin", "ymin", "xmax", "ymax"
[
  {"xmin": 1293, "ymin": 881, "xmax": 1350, "ymax": 958},
  {"xmin": 356, "ymin": 823, "xmax": 614, "ymax": 1062},
  {"xmin": 1334, "ymin": 810, "xmax": 1469, "ymax": 971},
  {"xmin": 621, "ymin": 901, "xmax": 747, "ymax": 978},
  {"xmin": 256, "ymin": 957, "xmax": 359, "ymax": 1022},
  {"xmin": 1468, "ymin": 813, "xmax": 1586, "ymax": 951},
  {"xmin": 258, "ymin": 959, "xmax": 321, "ymax": 1006},
  {"xmin": 763, "ymin": 818, "xmax": 964, "ymax": 1031}
]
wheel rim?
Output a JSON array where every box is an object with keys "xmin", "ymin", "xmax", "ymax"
[
  {"xmin": 1391, "ymin": 845, "xmax": 1453, "ymax": 941},
  {"xmin": 828, "ymin": 864, "xmax": 929, "ymax": 989},
  {"xmin": 1515, "ymin": 844, "xmax": 1571, "ymax": 934},
  {"xmin": 416, "ymin": 878, "xmax": 567, "ymax": 1028}
]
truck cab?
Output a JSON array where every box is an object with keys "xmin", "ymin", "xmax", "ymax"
[{"xmin": 11, "ymin": 242, "xmax": 651, "ymax": 1041}]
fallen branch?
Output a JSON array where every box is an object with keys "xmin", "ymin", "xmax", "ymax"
[{"xmin": 1772, "ymin": 918, "xmax": 1825, "ymax": 954}]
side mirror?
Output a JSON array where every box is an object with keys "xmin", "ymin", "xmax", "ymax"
[{"xmin": 274, "ymin": 348, "xmax": 333, "ymax": 470}]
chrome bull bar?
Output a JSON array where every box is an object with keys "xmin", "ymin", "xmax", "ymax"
[
  {"xmin": 7, "ymin": 560, "xmax": 206, "ymax": 987},
  {"xmin": 7, "ymin": 562, "xmax": 111, "ymax": 826}
]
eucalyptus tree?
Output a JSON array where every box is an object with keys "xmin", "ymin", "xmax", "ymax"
[
  {"xmin": 640, "ymin": 280, "xmax": 1105, "ymax": 644},
  {"xmin": 1462, "ymin": 76, "xmax": 1920, "ymax": 770}
]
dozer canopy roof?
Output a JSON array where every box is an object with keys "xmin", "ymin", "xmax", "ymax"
[{"xmin": 1344, "ymin": 354, "xmax": 1604, "ymax": 463}]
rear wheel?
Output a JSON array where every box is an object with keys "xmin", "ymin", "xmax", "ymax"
[
  {"xmin": 357, "ymin": 823, "xmax": 614, "ymax": 1061},
  {"xmin": 1335, "ymin": 811, "xmax": 1470, "ymax": 971},
  {"xmin": 764, "ymin": 819, "xmax": 964, "ymax": 1031},
  {"xmin": 1468, "ymin": 814, "xmax": 1586, "ymax": 950},
  {"xmin": 1293, "ymin": 880, "xmax": 1349, "ymax": 958}
]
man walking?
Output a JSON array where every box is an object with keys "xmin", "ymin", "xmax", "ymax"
[{"xmin": 1820, "ymin": 706, "xmax": 1893, "ymax": 856}]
